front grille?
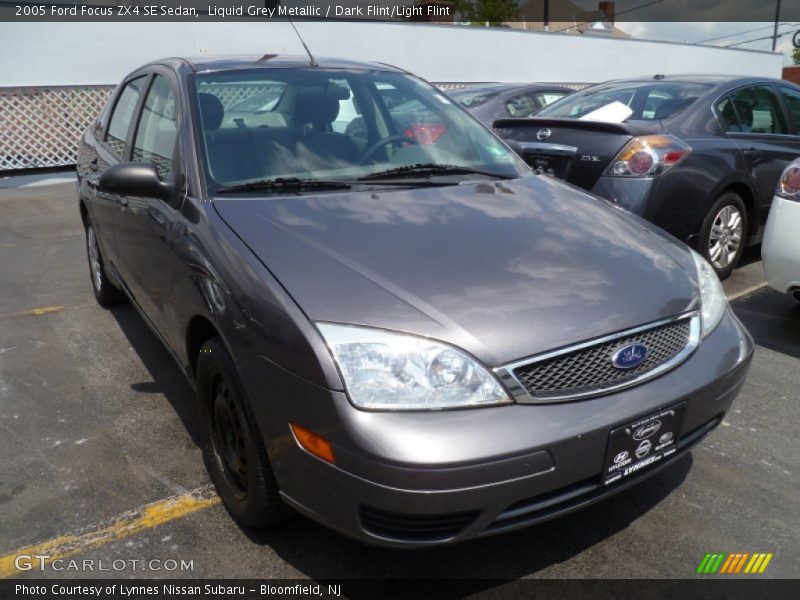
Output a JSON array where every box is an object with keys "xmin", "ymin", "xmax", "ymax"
[
  {"xmin": 511, "ymin": 315, "xmax": 695, "ymax": 401},
  {"xmin": 360, "ymin": 506, "xmax": 479, "ymax": 542}
]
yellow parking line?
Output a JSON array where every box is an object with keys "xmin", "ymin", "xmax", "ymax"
[
  {"xmin": 0, "ymin": 485, "xmax": 220, "ymax": 579},
  {"xmin": 727, "ymin": 282, "xmax": 768, "ymax": 301},
  {"xmin": 0, "ymin": 305, "xmax": 66, "ymax": 320}
]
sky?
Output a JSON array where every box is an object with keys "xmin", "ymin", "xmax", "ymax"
[{"xmin": 615, "ymin": 22, "xmax": 798, "ymax": 65}]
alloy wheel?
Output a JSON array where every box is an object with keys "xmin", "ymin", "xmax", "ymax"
[{"xmin": 708, "ymin": 205, "xmax": 743, "ymax": 270}]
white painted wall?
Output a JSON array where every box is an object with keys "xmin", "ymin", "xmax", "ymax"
[{"xmin": 0, "ymin": 21, "xmax": 783, "ymax": 87}]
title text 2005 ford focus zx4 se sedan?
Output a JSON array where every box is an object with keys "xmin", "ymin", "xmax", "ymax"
[{"xmin": 77, "ymin": 56, "xmax": 754, "ymax": 547}]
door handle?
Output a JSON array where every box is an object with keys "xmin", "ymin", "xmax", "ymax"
[{"xmin": 743, "ymin": 148, "xmax": 763, "ymax": 162}]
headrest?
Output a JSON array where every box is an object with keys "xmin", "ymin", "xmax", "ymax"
[
  {"xmin": 294, "ymin": 89, "xmax": 341, "ymax": 126},
  {"xmin": 198, "ymin": 93, "xmax": 224, "ymax": 131}
]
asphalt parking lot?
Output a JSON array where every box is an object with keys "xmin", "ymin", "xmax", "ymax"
[{"xmin": 1, "ymin": 176, "xmax": 798, "ymax": 583}]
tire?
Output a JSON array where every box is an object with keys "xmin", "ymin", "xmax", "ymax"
[
  {"xmin": 697, "ymin": 192, "xmax": 748, "ymax": 281},
  {"xmin": 197, "ymin": 336, "xmax": 290, "ymax": 527},
  {"xmin": 84, "ymin": 217, "xmax": 126, "ymax": 307}
]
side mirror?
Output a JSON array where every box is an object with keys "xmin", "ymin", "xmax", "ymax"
[
  {"xmin": 98, "ymin": 162, "xmax": 172, "ymax": 200},
  {"xmin": 504, "ymin": 140, "xmax": 525, "ymax": 157}
]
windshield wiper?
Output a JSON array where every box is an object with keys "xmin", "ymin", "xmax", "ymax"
[
  {"xmin": 358, "ymin": 163, "xmax": 516, "ymax": 182},
  {"xmin": 216, "ymin": 177, "xmax": 352, "ymax": 194}
]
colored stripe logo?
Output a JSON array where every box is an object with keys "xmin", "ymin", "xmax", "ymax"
[{"xmin": 696, "ymin": 552, "xmax": 773, "ymax": 574}]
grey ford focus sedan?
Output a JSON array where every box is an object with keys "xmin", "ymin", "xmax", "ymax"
[{"xmin": 77, "ymin": 56, "xmax": 753, "ymax": 547}]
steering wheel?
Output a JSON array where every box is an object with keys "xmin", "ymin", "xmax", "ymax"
[{"xmin": 360, "ymin": 135, "xmax": 420, "ymax": 165}]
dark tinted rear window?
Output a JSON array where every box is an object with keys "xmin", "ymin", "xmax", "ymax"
[
  {"xmin": 449, "ymin": 88, "xmax": 500, "ymax": 108},
  {"xmin": 538, "ymin": 81, "xmax": 711, "ymax": 121}
]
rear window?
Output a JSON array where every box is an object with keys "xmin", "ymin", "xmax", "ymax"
[
  {"xmin": 449, "ymin": 88, "xmax": 500, "ymax": 108},
  {"xmin": 538, "ymin": 81, "xmax": 711, "ymax": 122}
]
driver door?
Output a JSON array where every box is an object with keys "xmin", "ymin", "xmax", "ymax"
[{"xmin": 113, "ymin": 71, "xmax": 185, "ymax": 344}]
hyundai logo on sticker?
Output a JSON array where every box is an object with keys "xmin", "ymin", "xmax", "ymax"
[
  {"xmin": 633, "ymin": 420, "xmax": 662, "ymax": 441},
  {"xmin": 659, "ymin": 431, "xmax": 674, "ymax": 444},
  {"xmin": 611, "ymin": 343, "xmax": 648, "ymax": 369},
  {"xmin": 614, "ymin": 451, "xmax": 629, "ymax": 464}
]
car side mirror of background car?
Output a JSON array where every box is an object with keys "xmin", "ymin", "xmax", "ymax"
[
  {"xmin": 504, "ymin": 140, "xmax": 525, "ymax": 157},
  {"xmin": 99, "ymin": 162, "xmax": 173, "ymax": 201}
]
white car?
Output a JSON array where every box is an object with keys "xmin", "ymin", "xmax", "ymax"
[{"xmin": 762, "ymin": 159, "xmax": 800, "ymax": 303}]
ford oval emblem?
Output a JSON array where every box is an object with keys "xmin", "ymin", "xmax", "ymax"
[
  {"xmin": 536, "ymin": 128, "xmax": 552, "ymax": 141},
  {"xmin": 611, "ymin": 343, "xmax": 648, "ymax": 369}
]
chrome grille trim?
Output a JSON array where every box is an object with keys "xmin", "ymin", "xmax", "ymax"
[{"xmin": 494, "ymin": 312, "xmax": 701, "ymax": 404}]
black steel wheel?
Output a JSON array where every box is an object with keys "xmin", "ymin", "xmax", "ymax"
[{"xmin": 197, "ymin": 336, "xmax": 290, "ymax": 527}]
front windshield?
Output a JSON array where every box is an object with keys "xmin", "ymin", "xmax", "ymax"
[
  {"xmin": 537, "ymin": 81, "xmax": 711, "ymax": 122},
  {"xmin": 191, "ymin": 68, "xmax": 528, "ymax": 191}
]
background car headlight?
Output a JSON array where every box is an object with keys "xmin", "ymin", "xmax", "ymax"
[
  {"xmin": 317, "ymin": 323, "xmax": 512, "ymax": 411},
  {"xmin": 691, "ymin": 249, "xmax": 727, "ymax": 337}
]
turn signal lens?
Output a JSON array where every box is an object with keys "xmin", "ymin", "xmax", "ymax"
[
  {"xmin": 606, "ymin": 134, "xmax": 691, "ymax": 178},
  {"xmin": 778, "ymin": 163, "xmax": 800, "ymax": 200},
  {"xmin": 290, "ymin": 423, "xmax": 336, "ymax": 464}
]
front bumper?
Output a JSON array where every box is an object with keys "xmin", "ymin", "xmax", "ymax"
[
  {"xmin": 762, "ymin": 194, "xmax": 800, "ymax": 296},
  {"xmin": 238, "ymin": 310, "xmax": 753, "ymax": 548}
]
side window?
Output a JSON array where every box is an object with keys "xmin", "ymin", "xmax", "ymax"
[
  {"xmin": 132, "ymin": 75, "xmax": 177, "ymax": 178},
  {"xmin": 506, "ymin": 94, "xmax": 538, "ymax": 118},
  {"xmin": 106, "ymin": 76, "xmax": 146, "ymax": 157},
  {"xmin": 730, "ymin": 85, "xmax": 788, "ymax": 135},
  {"xmin": 536, "ymin": 91, "xmax": 567, "ymax": 108},
  {"xmin": 778, "ymin": 86, "xmax": 800, "ymax": 130},
  {"xmin": 715, "ymin": 95, "xmax": 742, "ymax": 133}
]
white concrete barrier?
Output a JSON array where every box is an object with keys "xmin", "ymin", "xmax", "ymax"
[{"xmin": 0, "ymin": 21, "xmax": 783, "ymax": 87}]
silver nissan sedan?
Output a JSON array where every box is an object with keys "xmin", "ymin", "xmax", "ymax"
[{"xmin": 77, "ymin": 55, "xmax": 754, "ymax": 547}]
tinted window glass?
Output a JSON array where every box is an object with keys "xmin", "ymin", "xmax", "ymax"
[
  {"xmin": 106, "ymin": 76, "xmax": 146, "ymax": 157},
  {"xmin": 730, "ymin": 85, "xmax": 787, "ymax": 134},
  {"xmin": 506, "ymin": 93, "xmax": 538, "ymax": 118},
  {"xmin": 449, "ymin": 88, "xmax": 500, "ymax": 108},
  {"xmin": 193, "ymin": 69, "xmax": 527, "ymax": 188},
  {"xmin": 535, "ymin": 91, "xmax": 568, "ymax": 107},
  {"xmin": 132, "ymin": 75, "xmax": 177, "ymax": 178},
  {"xmin": 715, "ymin": 95, "xmax": 741, "ymax": 132},
  {"xmin": 538, "ymin": 81, "xmax": 710, "ymax": 121},
  {"xmin": 779, "ymin": 86, "xmax": 800, "ymax": 129}
]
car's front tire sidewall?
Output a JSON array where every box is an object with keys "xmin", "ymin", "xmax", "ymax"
[{"xmin": 197, "ymin": 337, "xmax": 288, "ymax": 528}]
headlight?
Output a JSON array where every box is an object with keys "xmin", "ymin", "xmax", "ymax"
[
  {"xmin": 690, "ymin": 249, "xmax": 727, "ymax": 337},
  {"xmin": 317, "ymin": 323, "xmax": 512, "ymax": 411}
]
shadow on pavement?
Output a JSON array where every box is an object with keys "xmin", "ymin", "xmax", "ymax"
[
  {"xmin": 108, "ymin": 304, "xmax": 204, "ymax": 447},
  {"xmin": 732, "ymin": 288, "xmax": 800, "ymax": 360}
]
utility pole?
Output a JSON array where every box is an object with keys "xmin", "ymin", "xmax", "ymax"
[
  {"xmin": 544, "ymin": 0, "xmax": 550, "ymax": 31},
  {"xmin": 772, "ymin": 0, "xmax": 782, "ymax": 51}
]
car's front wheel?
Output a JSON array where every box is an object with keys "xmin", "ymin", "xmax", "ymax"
[
  {"xmin": 698, "ymin": 192, "xmax": 748, "ymax": 280},
  {"xmin": 197, "ymin": 336, "xmax": 290, "ymax": 528},
  {"xmin": 84, "ymin": 218, "xmax": 125, "ymax": 307}
]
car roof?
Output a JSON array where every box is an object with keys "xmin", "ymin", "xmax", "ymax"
[
  {"xmin": 152, "ymin": 54, "xmax": 406, "ymax": 74},
  {"xmin": 601, "ymin": 74, "xmax": 785, "ymax": 86},
  {"xmin": 452, "ymin": 82, "xmax": 571, "ymax": 93}
]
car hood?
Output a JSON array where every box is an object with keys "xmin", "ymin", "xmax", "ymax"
[{"xmin": 213, "ymin": 176, "xmax": 698, "ymax": 366}]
